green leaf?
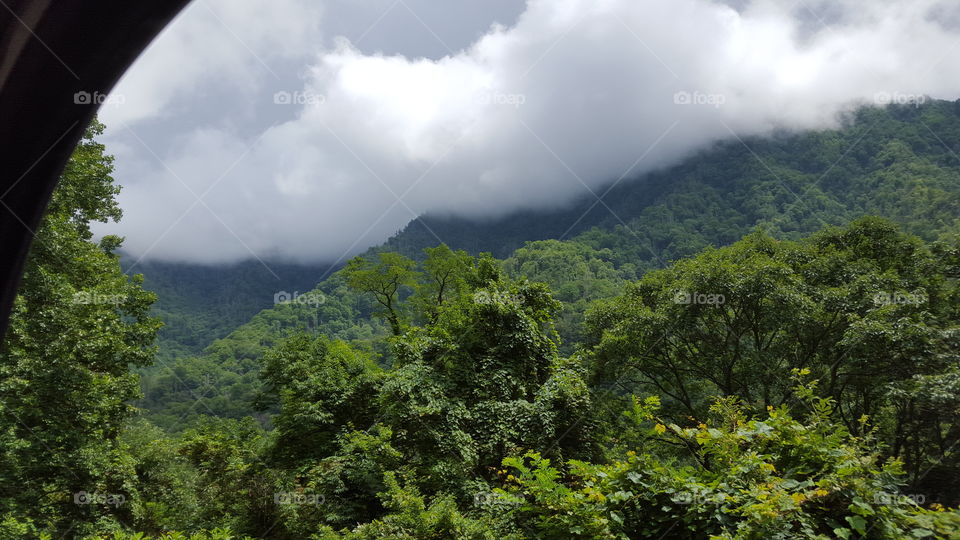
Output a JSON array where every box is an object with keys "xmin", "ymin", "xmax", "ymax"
[{"xmin": 846, "ymin": 516, "xmax": 867, "ymax": 534}]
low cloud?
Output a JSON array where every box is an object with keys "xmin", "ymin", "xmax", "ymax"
[{"xmin": 98, "ymin": 0, "xmax": 960, "ymax": 265}]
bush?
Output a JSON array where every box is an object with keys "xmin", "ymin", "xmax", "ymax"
[{"xmin": 494, "ymin": 373, "xmax": 960, "ymax": 539}]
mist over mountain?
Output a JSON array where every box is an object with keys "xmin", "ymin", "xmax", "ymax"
[
  {"xmin": 133, "ymin": 100, "xmax": 960, "ymax": 367},
  {"xmin": 96, "ymin": 0, "xmax": 960, "ymax": 264}
]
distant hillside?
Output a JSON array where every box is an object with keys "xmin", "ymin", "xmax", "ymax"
[
  {"xmin": 390, "ymin": 99, "xmax": 960, "ymax": 263},
  {"xmin": 136, "ymin": 100, "xmax": 960, "ymax": 430},
  {"xmin": 123, "ymin": 258, "xmax": 330, "ymax": 361},
  {"xmin": 135, "ymin": 99, "xmax": 960, "ymax": 363}
]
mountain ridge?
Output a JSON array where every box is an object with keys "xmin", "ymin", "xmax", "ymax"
[{"xmin": 134, "ymin": 100, "xmax": 960, "ymax": 429}]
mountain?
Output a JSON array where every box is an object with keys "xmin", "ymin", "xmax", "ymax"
[
  {"xmin": 122, "ymin": 258, "xmax": 331, "ymax": 361},
  {"xmin": 395, "ymin": 99, "xmax": 960, "ymax": 261},
  {"xmin": 135, "ymin": 100, "xmax": 960, "ymax": 430},
  {"xmin": 18, "ymin": 107, "xmax": 960, "ymax": 538}
]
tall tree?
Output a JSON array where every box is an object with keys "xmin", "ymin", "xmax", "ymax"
[
  {"xmin": 0, "ymin": 120, "xmax": 161, "ymax": 535},
  {"xmin": 343, "ymin": 253, "xmax": 418, "ymax": 335},
  {"xmin": 414, "ymin": 244, "xmax": 473, "ymax": 322}
]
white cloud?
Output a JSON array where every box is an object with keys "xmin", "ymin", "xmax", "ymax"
[
  {"xmin": 100, "ymin": 0, "xmax": 960, "ymax": 264},
  {"xmin": 99, "ymin": 0, "xmax": 323, "ymax": 126}
]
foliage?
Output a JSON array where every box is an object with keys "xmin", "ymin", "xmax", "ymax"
[
  {"xmin": 137, "ymin": 272, "xmax": 389, "ymax": 431},
  {"xmin": 139, "ymin": 100, "xmax": 960, "ymax": 429},
  {"xmin": 586, "ymin": 218, "xmax": 959, "ymax": 498},
  {"xmin": 257, "ymin": 334, "xmax": 383, "ymax": 464},
  {"xmin": 496, "ymin": 377, "xmax": 960, "ymax": 539},
  {"xmin": 343, "ymin": 253, "xmax": 419, "ymax": 336},
  {"xmin": 314, "ymin": 473, "xmax": 505, "ymax": 539},
  {"xmin": 0, "ymin": 119, "xmax": 161, "ymax": 535},
  {"xmin": 7, "ymin": 104, "xmax": 960, "ymax": 537},
  {"xmin": 129, "ymin": 258, "xmax": 325, "ymax": 363}
]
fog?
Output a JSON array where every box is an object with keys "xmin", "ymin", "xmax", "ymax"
[{"xmin": 95, "ymin": 0, "xmax": 960, "ymax": 265}]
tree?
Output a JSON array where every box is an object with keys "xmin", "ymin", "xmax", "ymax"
[
  {"xmin": 343, "ymin": 253, "xmax": 418, "ymax": 335},
  {"xmin": 586, "ymin": 218, "xmax": 959, "ymax": 501},
  {"xmin": 588, "ymin": 219, "xmax": 948, "ymax": 416},
  {"xmin": 0, "ymin": 119, "xmax": 161, "ymax": 534},
  {"xmin": 258, "ymin": 334, "xmax": 382, "ymax": 465},
  {"xmin": 176, "ymin": 417, "xmax": 278, "ymax": 534},
  {"xmin": 414, "ymin": 244, "xmax": 473, "ymax": 322},
  {"xmin": 495, "ymin": 375, "xmax": 960, "ymax": 539},
  {"xmin": 380, "ymin": 275, "xmax": 594, "ymax": 496}
]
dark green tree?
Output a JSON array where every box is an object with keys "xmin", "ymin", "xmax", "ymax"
[
  {"xmin": 259, "ymin": 334, "xmax": 382, "ymax": 465},
  {"xmin": 587, "ymin": 218, "xmax": 958, "ymax": 500},
  {"xmin": 0, "ymin": 119, "xmax": 161, "ymax": 534},
  {"xmin": 380, "ymin": 276, "xmax": 594, "ymax": 496}
]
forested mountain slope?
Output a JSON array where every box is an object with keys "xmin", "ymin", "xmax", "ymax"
[
  {"xmin": 138, "ymin": 101, "xmax": 960, "ymax": 365},
  {"xmin": 397, "ymin": 100, "xmax": 960, "ymax": 261},
  {"xmin": 136, "ymin": 101, "xmax": 960, "ymax": 430},
  {"xmin": 121, "ymin": 258, "xmax": 329, "ymax": 361},
  {"xmin": 6, "ymin": 111, "xmax": 960, "ymax": 539}
]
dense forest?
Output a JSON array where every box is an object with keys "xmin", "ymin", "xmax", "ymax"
[
  {"xmin": 124, "ymin": 258, "xmax": 327, "ymax": 363},
  {"xmin": 138, "ymin": 100, "xmax": 960, "ymax": 372},
  {"xmin": 2, "ymin": 101, "xmax": 960, "ymax": 538},
  {"xmin": 139, "ymin": 100, "xmax": 960, "ymax": 431}
]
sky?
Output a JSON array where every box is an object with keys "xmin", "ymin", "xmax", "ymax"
[{"xmin": 95, "ymin": 0, "xmax": 960, "ymax": 266}]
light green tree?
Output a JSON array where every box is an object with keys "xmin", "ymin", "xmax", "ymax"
[{"xmin": 343, "ymin": 252, "xmax": 419, "ymax": 335}]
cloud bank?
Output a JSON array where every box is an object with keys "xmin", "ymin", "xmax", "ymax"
[{"xmin": 98, "ymin": 0, "xmax": 960, "ymax": 265}]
